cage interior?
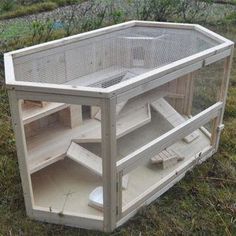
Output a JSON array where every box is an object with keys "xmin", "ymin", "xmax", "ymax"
[{"xmin": 21, "ymin": 60, "xmax": 223, "ymax": 217}]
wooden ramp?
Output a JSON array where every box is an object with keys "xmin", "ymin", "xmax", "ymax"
[
  {"xmin": 67, "ymin": 142, "xmax": 129, "ymax": 189},
  {"xmin": 67, "ymin": 142, "xmax": 102, "ymax": 176},
  {"xmin": 151, "ymin": 98, "xmax": 199, "ymax": 143}
]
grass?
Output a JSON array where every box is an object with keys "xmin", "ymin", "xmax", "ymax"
[
  {"xmin": 0, "ymin": 21, "xmax": 31, "ymax": 41},
  {"xmin": 0, "ymin": 0, "xmax": 82, "ymax": 20},
  {"xmin": 0, "ymin": 26, "xmax": 236, "ymax": 235}
]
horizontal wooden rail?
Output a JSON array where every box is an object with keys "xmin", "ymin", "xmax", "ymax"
[
  {"xmin": 116, "ymin": 102, "xmax": 223, "ymax": 175},
  {"xmin": 121, "ymin": 146, "xmax": 214, "ymax": 217}
]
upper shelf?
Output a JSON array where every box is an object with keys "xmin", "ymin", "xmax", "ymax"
[{"xmin": 22, "ymin": 102, "xmax": 69, "ymax": 125}]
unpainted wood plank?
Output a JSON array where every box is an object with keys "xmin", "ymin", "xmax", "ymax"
[
  {"xmin": 59, "ymin": 105, "xmax": 82, "ymax": 128},
  {"xmin": 151, "ymin": 98, "xmax": 199, "ymax": 143},
  {"xmin": 22, "ymin": 102, "xmax": 69, "ymax": 125},
  {"xmin": 94, "ymin": 100, "xmax": 128, "ymax": 121},
  {"xmin": 151, "ymin": 148, "xmax": 184, "ymax": 169},
  {"xmin": 117, "ymin": 102, "xmax": 222, "ymax": 175},
  {"xmin": 67, "ymin": 142, "xmax": 102, "ymax": 176}
]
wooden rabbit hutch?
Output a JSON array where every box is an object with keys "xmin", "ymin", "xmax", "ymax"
[{"xmin": 4, "ymin": 21, "xmax": 234, "ymax": 232}]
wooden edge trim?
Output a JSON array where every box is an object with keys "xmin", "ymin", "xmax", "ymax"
[
  {"xmin": 194, "ymin": 24, "xmax": 234, "ymax": 45},
  {"xmin": 32, "ymin": 206, "xmax": 103, "ymax": 230},
  {"xmin": 15, "ymin": 90, "xmax": 102, "ymax": 106},
  {"xmin": 9, "ymin": 21, "xmax": 136, "ymax": 59},
  {"xmin": 134, "ymin": 20, "xmax": 195, "ymax": 29},
  {"xmin": 120, "ymin": 146, "xmax": 214, "ymax": 217},
  {"xmin": 4, "ymin": 53, "xmax": 15, "ymax": 84}
]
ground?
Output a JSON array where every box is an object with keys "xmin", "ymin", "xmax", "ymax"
[{"xmin": 0, "ymin": 8, "xmax": 236, "ymax": 236}]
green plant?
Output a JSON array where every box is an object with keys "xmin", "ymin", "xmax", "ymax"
[
  {"xmin": 0, "ymin": 2, "xmax": 58, "ymax": 20},
  {"xmin": 225, "ymin": 11, "xmax": 236, "ymax": 24},
  {"xmin": 0, "ymin": 0, "xmax": 15, "ymax": 12},
  {"xmin": 177, "ymin": 0, "xmax": 213, "ymax": 23},
  {"xmin": 30, "ymin": 18, "xmax": 55, "ymax": 43},
  {"xmin": 132, "ymin": 0, "xmax": 179, "ymax": 21}
]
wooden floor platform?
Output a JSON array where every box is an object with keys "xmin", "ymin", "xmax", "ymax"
[
  {"xmin": 31, "ymin": 109, "xmax": 210, "ymax": 217},
  {"xmin": 32, "ymin": 131, "xmax": 210, "ymax": 216}
]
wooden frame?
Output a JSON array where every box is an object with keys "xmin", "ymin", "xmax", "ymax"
[{"xmin": 5, "ymin": 21, "xmax": 234, "ymax": 232}]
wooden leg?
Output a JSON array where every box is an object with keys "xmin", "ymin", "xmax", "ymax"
[
  {"xmin": 101, "ymin": 97, "xmax": 117, "ymax": 232},
  {"xmin": 211, "ymin": 51, "xmax": 234, "ymax": 150},
  {"xmin": 8, "ymin": 91, "xmax": 34, "ymax": 216}
]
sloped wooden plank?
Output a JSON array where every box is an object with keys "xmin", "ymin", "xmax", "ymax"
[
  {"xmin": 67, "ymin": 142, "xmax": 102, "ymax": 176},
  {"xmin": 151, "ymin": 98, "xmax": 199, "ymax": 143}
]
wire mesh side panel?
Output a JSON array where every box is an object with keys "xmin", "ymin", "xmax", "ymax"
[
  {"xmin": 191, "ymin": 59, "xmax": 225, "ymax": 116},
  {"xmin": 13, "ymin": 26, "xmax": 219, "ymax": 87}
]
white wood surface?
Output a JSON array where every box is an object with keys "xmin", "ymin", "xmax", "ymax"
[
  {"xmin": 8, "ymin": 91, "xmax": 34, "ymax": 215},
  {"xmin": 27, "ymin": 119, "xmax": 101, "ymax": 173},
  {"xmin": 151, "ymin": 149, "xmax": 184, "ymax": 169},
  {"xmin": 67, "ymin": 142, "xmax": 102, "ymax": 176},
  {"xmin": 32, "ymin": 206, "xmax": 103, "ymax": 230},
  {"xmin": 31, "ymin": 126, "xmax": 211, "ymax": 221},
  {"xmin": 117, "ymin": 102, "xmax": 222, "ymax": 174},
  {"xmin": 31, "ymin": 158, "xmax": 104, "ymax": 217},
  {"xmin": 101, "ymin": 98, "xmax": 117, "ymax": 232},
  {"xmin": 22, "ymin": 102, "xmax": 69, "ymax": 124},
  {"xmin": 95, "ymin": 100, "xmax": 127, "ymax": 121},
  {"xmin": 121, "ymin": 145, "xmax": 213, "ymax": 217},
  {"xmin": 151, "ymin": 98, "xmax": 199, "ymax": 143}
]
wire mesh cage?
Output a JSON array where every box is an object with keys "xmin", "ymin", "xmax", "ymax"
[{"xmin": 4, "ymin": 21, "xmax": 234, "ymax": 232}]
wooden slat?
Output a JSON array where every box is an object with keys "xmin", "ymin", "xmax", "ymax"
[
  {"xmin": 101, "ymin": 97, "xmax": 117, "ymax": 232},
  {"xmin": 116, "ymin": 104, "xmax": 151, "ymax": 138},
  {"xmin": 151, "ymin": 149, "xmax": 184, "ymax": 169},
  {"xmin": 67, "ymin": 142, "xmax": 102, "ymax": 176},
  {"xmin": 117, "ymin": 102, "xmax": 222, "ymax": 175},
  {"xmin": 151, "ymin": 98, "xmax": 199, "ymax": 143},
  {"xmin": 22, "ymin": 102, "xmax": 69, "ymax": 124}
]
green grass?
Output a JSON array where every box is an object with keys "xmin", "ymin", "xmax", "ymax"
[
  {"xmin": 0, "ymin": 21, "xmax": 31, "ymax": 41},
  {"xmin": 0, "ymin": 26, "xmax": 236, "ymax": 235},
  {"xmin": 0, "ymin": 2, "xmax": 58, "ymax": 20},
  {"xmin": 0, "ymin": 0, "xmax": 82, "ymax": 20}
]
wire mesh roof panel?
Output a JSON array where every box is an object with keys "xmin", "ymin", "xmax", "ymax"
[{"xmin": 13, "ymin": 25, "xmax": 221, "ymax": 88}]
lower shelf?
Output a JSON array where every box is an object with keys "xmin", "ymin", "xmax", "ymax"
[
  {"xmin": 31, "ymin": 125, "xmax": 210, "ymax": 217},
  {"xmin": 31, "ymin": 158, "xmax": 103, "ymax": 217}
]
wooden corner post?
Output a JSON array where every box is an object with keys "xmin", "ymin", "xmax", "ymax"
[
  {"xmin": 211, "ymin": 46, "xmax": 234, "ymax": 148},
  {"xmin": 101, "ymin": 96, "xmax": 117, "ymax": 232},
  {"xmin": 8, "ymin": 90, "xmax": 34, "ymax": 216}
]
